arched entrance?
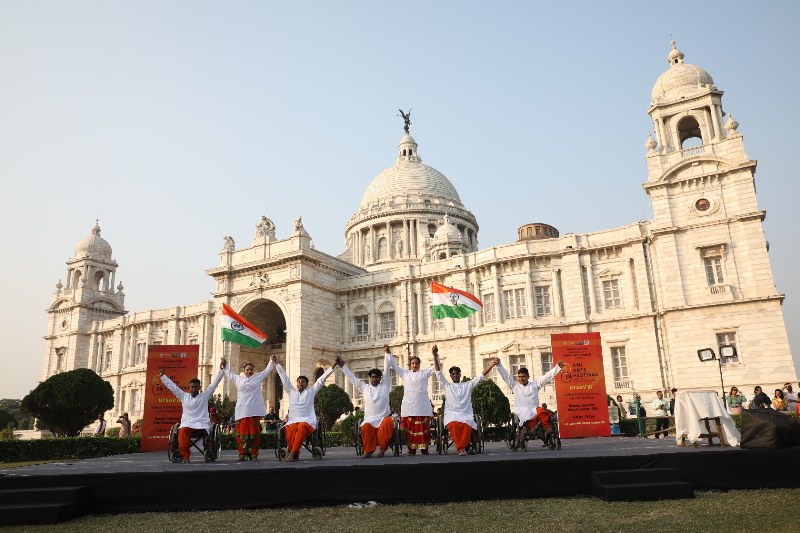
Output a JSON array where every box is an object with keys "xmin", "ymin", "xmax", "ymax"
[{"xmin": 234, "ymin": 299, "xmax": 287, "ymax": 414}]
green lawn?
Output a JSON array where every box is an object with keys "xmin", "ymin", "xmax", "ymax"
[{"xmin": 6, "ymin": 488, "xmax": 798, "ymax": 532}]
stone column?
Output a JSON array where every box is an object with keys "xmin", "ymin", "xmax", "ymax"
[
  {"xmin": 710, "ymin": 103, "xmax": 723, "ymax": 141},
  {"xmin": 552, "ymin": 269, "xmax": 563, "ymax": 318},
  {"xmin": 525, "ymin": 262, "xmax": 534, "ymax": 319},
  {"xmin": 492, "ymin": 265, "xmax": 503, "ymax": 324}
]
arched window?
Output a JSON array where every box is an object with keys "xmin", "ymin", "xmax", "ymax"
[
  {"xmin": 677, "ymin": 116, "xmax": 702, "ymax": 148},
  {"xmin": 428, "ymin": 224, "xmax": 437, "ymax": 237},
  {"xmin": 377, "ymin": 237, "xmax": 388, "ymax": 259}
]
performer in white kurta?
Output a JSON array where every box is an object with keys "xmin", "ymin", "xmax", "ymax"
[
  {"xmin": 388, "ymin": 349, "xmax": 435, "ymax": 455},
  {"xmin": 433, "ymin": 346, "xmax": 499, "ymax": 456},
  {"xmin": 337, "ymin": 346, "xmax": 394, "ymax": 458},
  {"xmin": 159, "ymin": 358, "xmax": 226, "ymax": 462},
  {"xmin": 224, "ymin": 358, "xmax": 275, "ymax": 461},
  {"xmin": 272, "ymin": 354, "xmax": 337, "ymax": 462},
  {"xmin": 496, "ymin": 358, "xmax": 563, "ymax": 448}
]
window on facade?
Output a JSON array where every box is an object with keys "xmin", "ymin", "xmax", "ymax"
[
  {"xmin": 136, "ymin": 342, "xmax": 147, "ymax": 365},
  {"xmin": 603, "ymin": 279, "xmax": 622, "ymax": 309},
  {"xmin": 483, "ymin": 293, "xmax": 495, "ymax": 323},
  {"xmin": 430, "ymin": 373, "xmax": 442, "ymax": 398},
  {"xmin": 380, "ymin": 311, "xmax": 396, "ymax": 339},
  {"xmin": 509, "ymin": 354, "xmax": 526, "ymax": 376},
  {"xmin": 535, "ymin": 286, "xmax": 551, "ymax": 316},
  {"xmin": 119, "ymin": 390, "xmax": 126, "ymax": 413},
  {"xmin": 503, "ymin": 288, "xmax": 526, "ymax": 319},
  {"xmin": 431, "ymin": 308, "xmax": 445, "ymax": 332},
  {"xmin": 377, "ymin": 237, "xmax": 388, "ymax": 259},
  {"xmin": 704, "ymin": 256, "xmax": 724, "ymax": 285},
  {"xmin": 539, "ymin": 352, "xmax": 553, "ymax": 390},
  {"xmin": 355, "ymin": 315, "xmax": 369, "ymax": 338},
  {"xmin": 716, "ymin": 332, "xmax": 739, "ymax": 364},
  {"xmin": 482, "ymin": 357, "xmax": 497, "ymax": 383},
  {"xmin": 130, "ymin": 388, "xmax": 140, "ymax": 415},
  {"xmin": 351, "ymin": 371, "xmax": 369, "ymax": 399},
  {"xmin": 104, "ymin": 348, "xmax": 112, "ymax": 370},
  {"xmin": 56, "ymin": 348, "xmax": 65, "ymax": 371},
  {"xmin": 188, "ymin": 335, "xmax": 198, "ymax": 345},
  {"xmin": 611, "ymin": 347, "xmax": 630, "ymax": 388}
]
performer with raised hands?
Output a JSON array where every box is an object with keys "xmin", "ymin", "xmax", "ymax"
[
  {"xmin": 336, "ymin": 346, "xmax": 394, "ymax": 458},
  {"xmin": 387, "ymin": 345, "xmax": 434, "ymax": 455},
  {"xmin": 224, "ymin": 358, "xmax": 275, "ymax": 461},
  {"xmin": 433, "ymin": 345, "xmax": 498, "ymax": 456},
  {"xmin": 272, "ymin": 354, "xmax": 337, "ymax": 462}
]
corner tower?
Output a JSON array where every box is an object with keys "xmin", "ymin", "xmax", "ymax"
[
  {"xmin": 43, "ymin": 221, "xmax": 127, "ymax": 379},
  {"xmin": 643, "ymin": 43, "xmax": 794, "ymax": 387}
]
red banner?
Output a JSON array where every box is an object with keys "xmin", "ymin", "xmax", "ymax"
[
  {"xmin": 140, "ymin": 345, "xmax": 200, "ymax": 452},
  {"xmin": 552, "ymin": 332, "xmax": 610, "ymax": 438}
]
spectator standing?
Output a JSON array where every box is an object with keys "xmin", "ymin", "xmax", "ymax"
[
  {"xmin": 651, "ymin": 391, "xmax": 670, "ymax": 438},
  {"xmin": 782, "ymin": 383, "xmax": 797, "ymax": 413},
  {"xmin": 726, "ymin": 387, "xmax": 746, "ymax": 415},
  {"xmin": 94, "ymin": 414, "xmax": 107, "ymax": 437},
  {"xmin": 263, "ymin": 407, "xmax": 280, "ymax": 431},
  {"xmin": 772, "ymin": 389, "xmax": 787, "ymax": 411},
  {"xmin": 615, "ymin": 395, "xmax": 627, "ymax": 420},
  {"xmin": 117, "ymin": 413, "xmax": 131, "ymax": 437},
  {"xmin": 669, "ymin": 388, "xmax": 678, "ymax": 416},
  {"xmin": 750, "ymin": 386, "xmax": 772, "ymax": 409}
]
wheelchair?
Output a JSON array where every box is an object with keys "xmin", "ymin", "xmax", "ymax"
[
  {"xmin": 354, "ymin": 417, "xmax": 403, "ymax": 457},
  {"xmin": 504, "ymin": 411, "xmax": 561, "ymax": 451},
  {"xmin": 274, "ymin": 419, "xmax": 326, "ymax": 461},
  {"xmin": 167, "ymin": 422, "xmax": 222, "ymax": 463},
  {"xmin": 435, "ymin": 414, "xmax": 484, "ymax": 455}
]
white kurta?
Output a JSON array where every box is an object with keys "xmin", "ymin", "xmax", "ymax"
[
  {"xmin": 276, "ymin": 364, "xmax": 334, "ymax": 430},
  {"xmin": 435, "ymin": 370, "xmax": 483, "ymax": 429},
  {"xmin": 387, "ymin": 353, "xmax": 434, "ymax": 417},
  {"xmin": 224, "ymin": 360, "xmax": 275, "ymax": 419},
  {"xmin": 340, "ymin": 358, "xmax": 391, "ymax": 429},
  {"xmin": 496, "ymin": 362, "xmax": 560, "ymax": 425},
  {"xmin": 161, "ymin": 369, "xmax": 225, "ymax": 431}
]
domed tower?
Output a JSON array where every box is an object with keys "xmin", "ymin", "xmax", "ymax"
[
  {"xmin": 428, "ymin": 213, "xmax": 470, "ymax": 261},
  {"xmin": 342, "ymin": 119, "xmax": 478, "ymax": 268},
  {"xmin": 647, "ymin": 41, "xmax": 726, "ymax": 155},
  {"xmin": 43, "ymin": 221, "xmax": 127, "ymax": 379}
]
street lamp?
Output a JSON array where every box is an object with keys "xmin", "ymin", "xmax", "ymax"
[{"xmin": 697, "ymin": 345, "xmax": 738, "ymax": 406}]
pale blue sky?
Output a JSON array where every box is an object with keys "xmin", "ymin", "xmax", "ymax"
[{"xmin": 1, "ymin": 1, "xmax": 797, "ymax": 399}]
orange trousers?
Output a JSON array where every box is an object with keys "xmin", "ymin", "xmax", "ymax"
[
  {"xmin": 361, "ymin": 417, "xmax": 394, "ymax": 454},
  {"xmin": 177, "ymin": 427, "xmax": 195, "ymax": 461},
  {"xmin": 285, "ymin": 422, "xmax": 314, "ymax": 454},
  {"xmin": 446, "ymin": 421, "xmax": 472, "ymax": 452}
]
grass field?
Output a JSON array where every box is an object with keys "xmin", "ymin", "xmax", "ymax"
[{"xmin": 5, "ymin": 488, "xmax": 798, "ymax": 533}]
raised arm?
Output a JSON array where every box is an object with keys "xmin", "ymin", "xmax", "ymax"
[
  {"xmin": 337, "ymin": 357, "xmax": 365, "ymax": 392},
  {"xmin": 159, "ymin": 371, "xmax": 184, "ymax": 399},
  {"xmin": 254, "ymin": 358, "xmax": 276, "ymax": 382},
  {"xmin": 205, "ymin": 367, "xmax": 226, "ymax": 397},
  {"xmin": 312, "ymin": 365, "xmax": 336, "ymax": 392},
  {"xmin": 533, "ymin": 361, "xmax": 564, "ymax": 389},
  {"xmin": 495, "ymin": 360, "xmax": 516, "ymax": 390},
  {"xmin": 432, "ymin": 345, "xmax": 441, "ymax": 372},
  {"xmin": 482, "ymin": 357, "xmax": 500, "ymax": 377},
  {"xmin": 274, "ymin": 356, "xmax": 291, "ymax": 391},
  {"xmin": 386, "ymin": 350, "xmax": 404, "ymax": 377}
]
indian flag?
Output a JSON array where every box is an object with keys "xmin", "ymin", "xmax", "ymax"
[
  {"xmin": 431, "ymin": 281, "xmax": 482, "ymax": 319},
  {"xmin": 220, "ymin": 303, "xmax": 268, "ymax": 348}
]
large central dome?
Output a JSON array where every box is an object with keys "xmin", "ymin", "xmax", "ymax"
[
  {"xmin": 342, "ymin": 129, "xmax": 478, "ymax": 268},
  {"xmin": 651, "ymin": 42, "xmax": 715, "ymax": 104},
  {"xmin": 358, "ymin": 133, "xmax": 462, "ymax": 210}
]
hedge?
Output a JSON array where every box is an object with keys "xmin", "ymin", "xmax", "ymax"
[{"xmin": 0, "ymin": 436, "xmax": 141, "ymax": 463}]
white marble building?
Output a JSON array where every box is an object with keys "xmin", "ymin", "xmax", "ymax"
[{"xmin": 42, "ymin": 43, "xmax": 795, "ymax": 422}]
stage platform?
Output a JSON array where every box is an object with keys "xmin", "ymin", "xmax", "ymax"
[{"xmin": 1, "ymin": 437, "xmax": 799, "ymax": 516}]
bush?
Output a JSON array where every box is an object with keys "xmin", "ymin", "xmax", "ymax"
[
  {"xmin": 314, "ymin": 384, "xmax": 353, "ymax": 431},
  {"xmin": 0, "ymin": 436, "xmax": 141, "ymax": 462}
]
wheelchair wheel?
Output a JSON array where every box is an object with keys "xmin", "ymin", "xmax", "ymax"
[
  {"xmin": 274, "ymin": 424, "xmax": 287, "ymax": 461},
  {"xmin": 167, "ymin": 423, "xmax": 182, "ymax": 463},
  {"xmin": 435, "ymin": 417, "xmax": 446, "ymax": 455},
  {"xmin": 312, "ymin": 446, "xmax": 324, "ymax": 460},
  {"xmin": 277, "ymin": 447, "xmax": 289, "ymax": 461},
  {"xmin": 505, "ymin": 414, "xmax": 519, "ymax": 450},
  {"xmin": 205, "ymin": 423, "xmax": 221, "ymax": 462},
  {"xmin": 392, "ymin": 418, "xmax": 403, "ymax": 456},
  {"xmin": 354, "ymin": 422, "xmax": 363, "ymax": 456},
  {"xmin": 473, "ymin": 415, "xmax": 484, "ymax": 454}
]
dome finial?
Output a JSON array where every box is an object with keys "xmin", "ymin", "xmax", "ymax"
[{"xmin": 398, "ymin": 108, "xmax": 412, "ymax": 134}]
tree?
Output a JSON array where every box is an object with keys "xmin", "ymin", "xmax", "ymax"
[
  {"xmin": 211, "ymin": 394, "xmax": 236, "ymax": 420},
  {"xmin": 0, "ymin": 409, "xmax": 16, "ymax": 430},
  {"xmin": 314, "ymin": 383, "xmax": 353, "ymax": 431},
  {"xmin": 389, "ymin": 385, "xmax": 404, "ymax": 414},
  {"xmin": 0, "ymin": 399, "xmax": 33, "ymax": 429},
  {"xmin": 21, "ymin": 368, "xmax": 114, "ymax": 437},
  {"xmin": 472, "ymin": 379, "xmax": 510, "ymax": 428}
]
